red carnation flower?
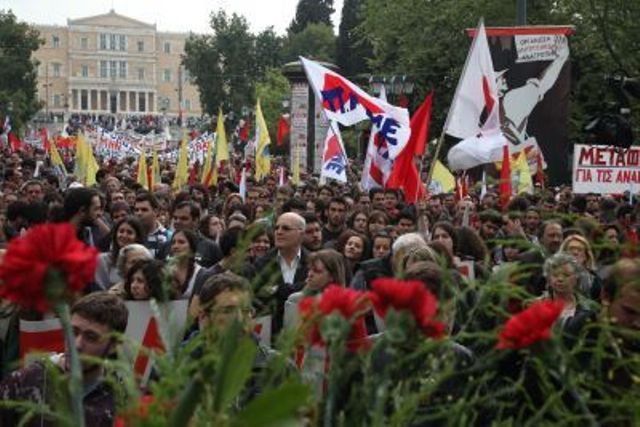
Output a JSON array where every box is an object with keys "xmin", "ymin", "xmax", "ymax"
[
  {"xmin": 497, "ymin": 300, "xmax": 564, "ymax": 350},
  {"xmin": 370, "ymin": 278, "xmax": 446, "ymax": 338},
  {"xmin": 0, "ymin": 223, "xmax": 98, "ymax": 313},
  {"xmin": 299, "ymin": 285, "xmax": 370, "ymax": 352}
]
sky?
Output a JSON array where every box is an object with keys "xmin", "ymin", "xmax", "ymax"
[{"xmin": 3, "ymin": 0, "xmax": 344, "ymax": 35}]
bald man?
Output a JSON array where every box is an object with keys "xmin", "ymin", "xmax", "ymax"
[{"xmin": 252, "ymin": 212, "xmax": 309, "ymax": 337}]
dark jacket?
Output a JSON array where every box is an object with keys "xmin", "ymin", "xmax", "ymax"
[
  {"xmin": 0, "ymin": 360, "xmax": 116, "ymax": 427},
  {"xmin": 252, "ymin": 247, "xmax": 309, "ymax": 337},
  {"xmin": 158, "ymin": 232, "xmax": 222, "ymax": 268}
]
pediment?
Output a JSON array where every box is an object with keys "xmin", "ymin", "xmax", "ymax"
[{"xmin": 68, "ymin": 10, "xmax": 155, "ymax": 29}]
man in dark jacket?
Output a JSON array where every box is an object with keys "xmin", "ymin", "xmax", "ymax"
[{"xmin": 0, "ymin": 292, "xmax": 128, "ymax": 427}]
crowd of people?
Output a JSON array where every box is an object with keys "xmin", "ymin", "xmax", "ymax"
[{"xmin": 0, "ymin": 136, "xmax": 638, "ymax": 425}]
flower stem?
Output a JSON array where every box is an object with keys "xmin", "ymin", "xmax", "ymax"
[{"xmin": 56, "ymin": 302, "xmax": 86, "ymax": 427}]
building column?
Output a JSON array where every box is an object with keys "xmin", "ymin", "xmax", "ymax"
[
  {"xmin": 115, "ymin": 91, "xmax": 120, "ymax": 114},
  {"xmin": 98, "ymin": 90, "xmax": 102, "ymax": 112},
  {"xmin": 132, "ymin": 91, "xmax": 137, "ymax": 112},
  {"xmin": 124, "ymin": 91, "xmax": 129, "ymax": 112},
  {"xmin": 75, "ymin": 89, "xmax": 81, "ymax": 111}
]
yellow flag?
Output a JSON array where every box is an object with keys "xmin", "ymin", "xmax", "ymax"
[
  {"xmin": 215, "ymin": 109, "xmax": 229, "ymax": 164},
  {"xmin": 74, "ymin": 133, "xmax": 98, "ymax": 186},
  {"xmin": 292, "ymin": 146, "xmax": 300, "ymax": 186},
  {"xmin": 151, "ymin": 148, "xmax": 160, "ymax": 190},
  {"xmin": 173, "ymin": 132, "xmax": 189, "ymax": 190},
  {"xmin": 431, "ymin": 160, "xmax": 456, "ymax": 194},
  {"xmin": 255, "ymin": 99, "xmax": 271, "ymax": 181},
  {"xmin": 513, "ymin": 151, "xmax": 533, "ymax": 194},
  {"xmin": 201, "ymin": 135, "xmax": 214, "ymax": 186},
  {"xmin": 137, "ymin": 150, "xmax": 149, "ymax": 190},
  {"xmin": 49, "ymin": 139, "xmax": 68, "ymax": 176}
]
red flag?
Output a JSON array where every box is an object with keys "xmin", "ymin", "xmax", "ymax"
[
  {"xmin": 39, "ymin": 128, "xmax": 50, "ymax": 152},
  {"xmin": 499, "ymin": 144, "xmax": 512, "ymax": 211},
  {"xmin": 386, "ymin": 92, "xmax": 433, "ymax": 203},
  {"xmin": 189, "ymin": 129, "xmax": 199, "ymax": 140},
  {"xmin": 8, "ymin": 132, "xmax": 22, "ymax": 151},
  {"xmin": 412, "ymin": 92, "xmax": 434, "ymax": 156},
  {"xmin": 188, "ymin": 161, "xmax": 200, "ymax": 186},
  {"xmin": 276, "ymin": 114, "xmax": 290, "ymax": 146},
  {"xmin": 239, "ymin": 118, "xmax": 251, "ymax": 142}
]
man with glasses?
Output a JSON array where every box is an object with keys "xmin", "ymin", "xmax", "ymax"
[{"xmin": 253, "ymin": 212, "xmax": 309, "ymax": 336}]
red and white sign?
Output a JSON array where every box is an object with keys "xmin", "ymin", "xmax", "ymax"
[{"xmin": 572, "ymin": 144, "xmax": 640, "ymax": 194}]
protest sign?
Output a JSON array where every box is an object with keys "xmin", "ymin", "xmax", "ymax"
[{"xmin": 572, "ymin": 144, "xmax": 640, "ymax": 194}]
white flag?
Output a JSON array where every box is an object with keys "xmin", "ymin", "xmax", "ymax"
[
  {"xmin": 361, "ymin": 87, "xmax": 393, "ymax": 190},
  {"xmin": 320, "ymin": 122, "xmax": 348, "ymax": 184},
  {"xmin": 443, "ymin": 20, "xmax": 501, "ymax": 139}
]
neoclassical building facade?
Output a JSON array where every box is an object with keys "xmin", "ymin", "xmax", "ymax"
[{"xmin": 33, "ymin": 10, "xmax": 202, "ymax": 118}]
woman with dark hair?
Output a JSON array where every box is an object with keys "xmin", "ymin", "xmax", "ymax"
[
  {"xmin": 95, "ymin": 216, "xmax": 146, "ymax": 290},
  {"xmin": 124, "ymin": 259, "xmax": 166, "ymax": 301},
  {"xmin": 456, "ymin": 226, "xmax": 491, "ymax": 279},
  {"xmin": 368, "ymin": 210, "xmax": 390, "ymax": 239},
  {"xmin": 336, "ymin": 229, "xmax": 370, "ymax": 282},
  {"xmin": 245, "ymin": 222, "xmax": 273, "ymax": 263},
  {"xmin": 430, "ymin": 221, "xmax": 460, "ymax": 266},
  {"xmin": 284, "ymin": 249, "xmax": 347, "ymax": 329},
  {"xmin": 348, "ymin": 210, "xmax": 369, "ymax": 235},
  {"xmin": 199, "ymin": 214, "xmax": 225, "ymax": 243},
  {"xmin": 168, "ymin": 228, "xmax": 202, "ymax": 299}
]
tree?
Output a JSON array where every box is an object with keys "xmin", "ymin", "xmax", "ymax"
[
  {"xmin": 282, "ymin": 23, "xmax": 337, "ymax": 63},
  {"xmin": 255, "ymin": 68, "xmax": 290, "ymax": 151},
  {"xmin": 254, "ymin": 27, "xmax": 285, "ymax": 79},
  {"xmin": 336, "ymin": 0, "xmax": 372, "ymax": 78},
  {"xmin": 0, "ymin": 10, "xmax": 43, "ymax": 134},
  {"xmin": 288, "ymin": 0, "xmax": 335, "ymax": 34},
  {"xmin": 183, "ymin": 10, "xmax": 256, "ymax": 117}
]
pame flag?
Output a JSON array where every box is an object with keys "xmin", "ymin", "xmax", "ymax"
[
  {"xmin": 301, "ymin": 57, "xmax": 411, "ymax": 161},
  {"xmin": 320, "ymin": 122, "xmax": 348, "ymax": 184}
]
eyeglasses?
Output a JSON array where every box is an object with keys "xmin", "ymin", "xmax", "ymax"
[
  {"xmin": 275, "ymin": 224, "xmax": 302, "ymax": 232},
  {"xmin": 208, "ymin": 305, "xmax": 255, "ymax": 317}
]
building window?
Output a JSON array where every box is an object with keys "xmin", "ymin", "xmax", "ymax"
[
  {"xmin": 163, "ymin": 42, "xmax": 171, "ymax": 53},
  {"xmin": 52, "ymin": 35, "xmax": 60, "ymax": 48},
  {"xmin": 119, "ymin": 35, "xmax": 126, "ymax": 51},
  {"xmin": 110, "ymin": 61, "xmax": 117, "ymax": 78},
  {"xmin": 100, "ymin": 61, "xmax": 108, "ymax": 78},
  {"xmin": 110, "ymin": 34, "xmax": 116, "ymax": 51},
  {"xmin": 81, "ymin": 37, "xmax": 88, "ymax": 49},
  {"xmin": 163, "ymin": 69, "xmax": 171, "ymax": 82},
  {"xmin": 100, "ymin": 34, "xmax": 107, "ymax": 50},
  {"xmin": 137, "ymin": 40, "xmax": 144, "ymax": 52},
  {"xmin": 138, "ymin": 68, "xmax": 145, "ymax": 81},
  {"xmin": 81, "ymin": 65, "xmax": 88, "ymax": 78},
  {"xmin": 53, "ymin": 94, "xmax": 61, "ymax": 108},
  {"xmin": 138, "ymin": 93, "xmax": 146, "ymax": 112},
  {"xmin": 185, "ymin": 99, "xmax": 191, "ymax": 111},
  {"xmin": 119, "ymin": 61, "xmax": 127, "ymax": 78},
  {"xmin": 52, "ymin": 63, "xmax": 61, "ymax": 77}
]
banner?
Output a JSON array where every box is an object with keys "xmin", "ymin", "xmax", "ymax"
[
  {"xmin": 471, "ymin": 26, "xmax": 573, "ymax": 184},
  {"xmin": 301, "ymin": 57, "xmax": 411, "ymax": 161},
  {"xmin": 572, "ymin": 144, "xmax": 640, "ymax": 194}
]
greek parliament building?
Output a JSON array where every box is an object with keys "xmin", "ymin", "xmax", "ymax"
[{"xmin": 32, "ymin": 10, "xmax": 202, "ymax": 118}]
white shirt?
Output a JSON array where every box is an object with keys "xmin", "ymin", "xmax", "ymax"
[{"xmin": 278, "ymin": 248, "xmax": 302, "ymax": 285}]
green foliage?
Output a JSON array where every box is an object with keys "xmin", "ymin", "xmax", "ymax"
[
  {"xmin": 183, "ymin": 10, "xmax": 276, "ymax": 117},
  {"xmin": 336, "ymin": 0, "xmax": 372, "ymax": 78},
  {"xmin": 255, "ymin": 68, "xmax": 290, "ymax": 144},
  {"xmin": 282, "ymin": 23, "xmax": 337, "ymax": 63},
  {"xmin": 288, "ymin": 0, "xmax": 335, "ymax": 35},
  {"xmin": 0, "ymin": 10, "xmax": 43, "ymax": 134}
]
